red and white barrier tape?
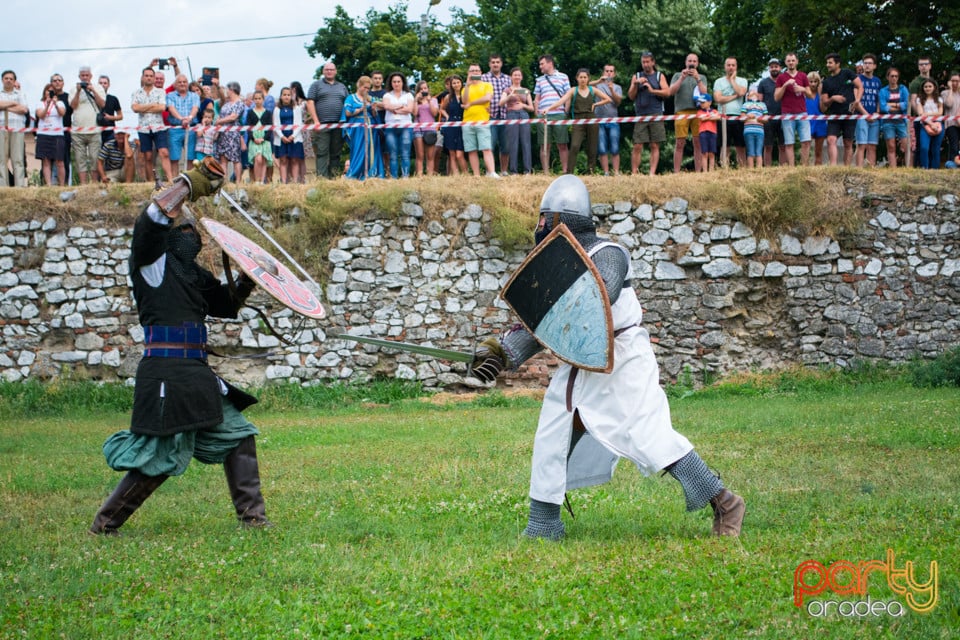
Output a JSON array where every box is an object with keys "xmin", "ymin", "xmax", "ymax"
[{"xmin": 5, "ymin": 113, "xmax": 957, "ymax": 135}]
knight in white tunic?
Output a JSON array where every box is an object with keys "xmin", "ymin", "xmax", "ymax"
[{"xmin": 472, "ymin": 175, "xmax": 745, "ymax": 540}]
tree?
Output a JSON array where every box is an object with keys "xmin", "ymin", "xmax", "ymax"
[
  {"xmin": 713, "ymin": 0, "xmax": 960, "ymax": 82},
  {"xmin": 306, "ymin": 3, "xmax": 458, "ymax": 85}
]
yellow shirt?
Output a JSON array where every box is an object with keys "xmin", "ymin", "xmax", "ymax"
[{"xmin": 462, "ymin": 81, "xmax": 492, "ymax": 122}]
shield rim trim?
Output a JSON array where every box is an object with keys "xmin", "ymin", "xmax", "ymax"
[{"xmin": 199, "ymin": 217, "xmax": 327, "ymax": 320}]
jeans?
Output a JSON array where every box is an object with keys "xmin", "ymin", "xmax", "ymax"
[
  {"xmin": 597, "ymin": 123, "xmax": 620, "ymax": 156},
  {"xmin": 918, "ymin": 127, "xmax": 945, "ymax": 169},
  {"xmin": 384, "ymin": 128, "xmax": 412, "ymax": 178},
  {"xmin": 744, "ymin": 131, "xmax": 764, "ymax": 157}
]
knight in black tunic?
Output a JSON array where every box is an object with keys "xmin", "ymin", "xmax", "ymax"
[{"xmin": 90, "ymin": 166, "xmax": 272, "ymax": 534}]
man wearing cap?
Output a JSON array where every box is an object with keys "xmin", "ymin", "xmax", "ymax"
[
  {"xmin": 757, "ymin": 58, "xmax": 785, "ymax": 166},
  {"xmin": 669, "ymin": 53, "xmax": 708, "ymax": 172},
  {"xmin": 97, "ymin": 130, "xmax": 129, "ymax": 183},
  {"xmin": 774, "ymin": 52, "xmax": 813, "ymax": 166},
  {"xmin": 90, "ymin": 162, "xmax": 273, "ymax": 535}
]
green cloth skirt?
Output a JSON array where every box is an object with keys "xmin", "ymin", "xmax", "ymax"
[{"xmin": 103, "ymin": 399, "xmax": 260, "ymax": 477}]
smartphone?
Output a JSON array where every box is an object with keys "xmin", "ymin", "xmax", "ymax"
[{"xmin": 202, "ymin": 67, "xmax": 220, "ymax": 84}]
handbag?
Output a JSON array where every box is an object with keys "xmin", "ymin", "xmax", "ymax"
[
  {"xmin": 96, "ymin": 111, "xmax": 109, "ymax": 128},
  {"xmin": 423, "ymin": 130, "xmax": 438, "ymax": 146}
]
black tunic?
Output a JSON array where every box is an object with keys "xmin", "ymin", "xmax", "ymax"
[{"xmin": 129, "ymin": 208, "xmax": 257, "ymax": 436}]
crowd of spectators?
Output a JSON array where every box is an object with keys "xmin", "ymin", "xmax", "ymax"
[{"xmin": 2, "ymin": 52, "xmax": 959, "ymax": 187}]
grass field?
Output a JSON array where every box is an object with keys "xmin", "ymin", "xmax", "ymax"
[{"xmin": 1, "ymin": 378, "xmax": 958, "ymax": 639}]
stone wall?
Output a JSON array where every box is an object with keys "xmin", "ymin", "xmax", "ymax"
[{"xmin": 1, "ymin": 190, "xmax": 958, "ymax": 388}]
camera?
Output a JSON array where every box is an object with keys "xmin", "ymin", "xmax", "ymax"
[
  {"xmin": 421, "ymin": 90, "xmax": 429, "ymax": 97},
  {"xmin": 157, "ymin": 58, "xmax": 170, "ymax": 70},
  {"xmin": 48, "ymin": 90, "xmax": 55, "ymax": 98},
  {"xmin": 80, "ymin": 81, "xmax": 88, "ymax": 89},
  {"xmin": 687, "ymin": 63, "xmax": 697, "ymax": 71}
]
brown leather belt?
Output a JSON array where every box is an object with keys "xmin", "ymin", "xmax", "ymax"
[{"xmin": 143, "ymin": 342, "xmax": 207, "ymax": 351}]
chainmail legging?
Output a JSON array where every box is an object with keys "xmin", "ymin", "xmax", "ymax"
[{"xmin": 666, "ymin": 450, "xmax": 723, "ymax": 512}]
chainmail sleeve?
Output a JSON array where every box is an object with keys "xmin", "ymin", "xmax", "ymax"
[
  {"xmin": 500, "ymin": 323, "xmax": 543, "ymax": 370},
  {"xmin": 590, "ymin": 244, "xmax": 630, "ymax": 305}
]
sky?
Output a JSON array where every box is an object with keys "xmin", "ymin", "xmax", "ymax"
[{"xmin": 3, "ymin": 0, "xmax": 475, "ymax": 115}]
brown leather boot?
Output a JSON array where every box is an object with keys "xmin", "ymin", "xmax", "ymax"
[
  {"xmin": 223, "ymin": 436, "xmax": 272, "ymax": 528},
  {"xmin": 90, "ymin": 470, "xmax": 167, "ymax": 535},
  {"xmin": 710, "ymin": 489, "xmax": 745, "ymax": 537}
]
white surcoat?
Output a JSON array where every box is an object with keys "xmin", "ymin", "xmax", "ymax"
[{"xmin": 528, "ymin": 243, "xmax": 693, "ymax": 504}]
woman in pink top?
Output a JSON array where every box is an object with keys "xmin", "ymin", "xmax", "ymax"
[{"xmin": 412, "ymin": 80, "xmax": 439, "ymax": 176}]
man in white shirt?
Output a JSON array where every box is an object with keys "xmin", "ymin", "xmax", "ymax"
[{"xmin": 0, "ymin": 69, "xmax": 30, "ymax": 186}]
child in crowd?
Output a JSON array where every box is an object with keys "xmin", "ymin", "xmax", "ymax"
[
  {"xmin": 246, "ymin": 91, "xmax": 274, "ymax": 183},
  {"xmin": 194, "ymin": 109, "xmax": 219, "ymax": 162},
  {"xmin": 696, "ymin": 96, "xmax": 720, "ymax": 172},
  {"xmin": 741, "ymin": 89, "xmax": 768, "ymax": 169}
]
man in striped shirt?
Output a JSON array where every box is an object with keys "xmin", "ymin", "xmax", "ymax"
[
  {"xmin": 97, "ymin": 131, "xmax": 129, "ymax": 183},
  {"xmin": 534, "ymin": 54, "xmax": 571, "ymax": 173}
]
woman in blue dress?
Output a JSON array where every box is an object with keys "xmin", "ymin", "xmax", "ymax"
[{"xmin": 341, "ymin": 76, "xmax": 384, "ymax": 180}]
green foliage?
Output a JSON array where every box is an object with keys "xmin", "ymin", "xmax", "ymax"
[
  {"xmin": 305, "ymin": 4, "xmax": 462, "ymax": 84},
  {"xmin": 715, "ymin": 0, "xmax": 960, "ymax": 80},
  {"xmin": 909, "ymin": 346, "xmax": 960, "ymax": 388}
]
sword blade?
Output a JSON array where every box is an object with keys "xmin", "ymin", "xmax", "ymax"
[
  {"xmin": 336, "ymin": 334, "xmax": 474, "ymax": 362},
  {"xmin": 218, "ymin": 189, "xmax": 319, "ymax": 288}
]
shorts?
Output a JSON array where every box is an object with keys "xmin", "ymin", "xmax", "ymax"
[
  {"xmin": 597, "ymin": 123, "xmax": 620, "ymax": 156},
  {"xmin": 763, "ymin": 120, "xmax": 784, "ymax": 146},
  {"xmin": 699, "ymin": 131, "xmax": 717, "ymax": 154},
  {"xmin": 536, "ymin": 112, "xmax": 570, "ymax": 146},
  {"xmin": 138, "ymin": 130, "xmax": 169, "ymax": 153},
  {"xmin": 632, "ymin": 121, "xmax": 666, "ymax": 145},
  {"xmin": 855, "ymin": 119, "xmax": 880, "ymax": 145},
  {"xmin": 827, "ymin": 120, "xmax": 856, "ymax": 140},
  {"xmin": 168, "ymin": 127, "xmax": 197, "ymax": 161},
  {"xmin": 462, "ymin": 123, "xmax": 492, "ymax": 152},
  {"xmin": 881, "ymin": 120, "xmax": 908, "ymax": 141},
  {"xmin": 673, "ymin": 109, "xmax": 700, "ymax": 139},
  {"xmin": 781, "ymin": 118, "xmax": 811, "ymax": 145}
]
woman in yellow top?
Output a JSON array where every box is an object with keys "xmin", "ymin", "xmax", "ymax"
[{"xmin": 552, "ymin": 69, "xmax": 611, "ymax": 175}]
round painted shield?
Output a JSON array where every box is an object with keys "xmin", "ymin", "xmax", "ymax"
[{"xmin": 200, "ymin": 217, "xmax": 326, "ymax": 320}]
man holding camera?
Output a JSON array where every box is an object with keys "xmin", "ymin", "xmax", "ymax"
[
  {"xmin": 669, "ymin": 53, "xmax": 708, "ymax": 173},
  {"xmin": 69, "ymin": 66, "xmax": 106, "ymax": 184},
  {"xmin": 590, "ymin": 64, "xmax": 624, "ymax": 175},
  {"xmin": 628, "ymin": 52, "xmax": 669, "ymax": 175}
]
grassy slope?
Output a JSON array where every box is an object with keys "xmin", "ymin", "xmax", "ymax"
[{"xmin": 1, "ymin": 383, "xmax": 958, "ymax": 639}]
